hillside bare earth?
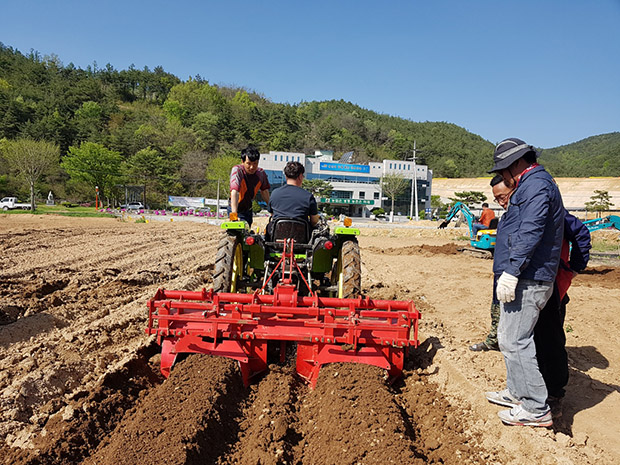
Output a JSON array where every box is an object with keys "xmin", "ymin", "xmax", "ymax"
[
  {"xmin": 1, "ymin": 215, "xmax": 619, "ymax": 464},
  {"xmin": 432, "ymin": 177, "xmax": 620, "ymax": 210}
]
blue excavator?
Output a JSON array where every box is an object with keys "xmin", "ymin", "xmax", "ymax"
[
  {"xmin": 439, "ymin": 202, "xmax": 618, "ymax": 259},
  {"xmin": 438, "ymin": 201, "xmax": 497, "ymax": 258},
  {"xmin": 583, "ymin": 215, "xmax": 620, "ymax": 233}
]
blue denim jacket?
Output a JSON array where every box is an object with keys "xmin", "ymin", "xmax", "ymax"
[{"xmin": 493, "ymin": 165, "xmax": 564, "ymax": 281}]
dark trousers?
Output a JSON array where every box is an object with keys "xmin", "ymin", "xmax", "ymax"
[{"xmin": 534, "ymin": 285, "xmax": 569, "ymax": 399}]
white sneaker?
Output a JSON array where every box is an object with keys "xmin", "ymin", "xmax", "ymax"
[
  {"xmin": 498, "ymin": 404, "xmax": 553, "ymax": 427},
  {"xmin": 485, "ymin": 389, "xmax": 521, "ymax": 408}
]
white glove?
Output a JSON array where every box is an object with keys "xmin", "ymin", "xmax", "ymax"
[{"xmin": 496, "ymin": 272, "xmax": 519, "ymax": 303}]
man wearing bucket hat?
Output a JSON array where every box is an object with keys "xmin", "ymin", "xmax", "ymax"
[{"xmin": 484, "ymin": 137, "xmax": 564, "ymax": 427}]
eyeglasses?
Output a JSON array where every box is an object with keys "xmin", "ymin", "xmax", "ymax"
[{"xmin": 493, "ymin": 193, "xmax": 513, "ymax": 204}]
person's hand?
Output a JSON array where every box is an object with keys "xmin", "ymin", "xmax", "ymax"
[{"xmin": 496, "ymin": 272, "xmax": 518, "ymax": 303}]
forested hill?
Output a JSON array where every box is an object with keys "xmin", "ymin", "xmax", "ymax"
[
  {"xmin": 537, "ymin": 132, "xmax": 620, "ymax": 177},
  {"xmin": 1, "ymin": 43, "xmax": 618, "ymax": 193}
]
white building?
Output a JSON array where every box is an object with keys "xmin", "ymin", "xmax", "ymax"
[{"xmin": 260, "ymin": 150, "xmax": 432, "ymax": 218}]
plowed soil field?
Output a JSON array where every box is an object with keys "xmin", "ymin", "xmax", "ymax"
[{"xmin": 1, "ymin": 215, "xmax": 619, "ymax": 465}]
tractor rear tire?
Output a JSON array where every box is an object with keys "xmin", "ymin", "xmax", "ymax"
[
  {"xmin": 334, "ymin": 240, "xmax": 362, "ymax": 299},
  {"xmin": 213, "ymin": 235, "xmax": 244, "ymax": 293}
]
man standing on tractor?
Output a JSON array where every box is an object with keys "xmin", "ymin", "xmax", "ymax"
[
  {"xmin": 268, "ymin": 161, "xmax": 320, "ymax": 228},
  {"xmin": 229, "ymin": 146, "xmax": 270, "ymax": 227},
  {"xmin": 485, "ymin": 137, "xmax": 564, "ymax": 428}
]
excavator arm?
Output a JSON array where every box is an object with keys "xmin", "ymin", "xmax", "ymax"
[
  {"xmin": 438, "ymin": 202, "xmax": 476, "ymax": 238},
  {"xmin": 583, "ymin": 215, "xmax": 620, "ymax": 232}
]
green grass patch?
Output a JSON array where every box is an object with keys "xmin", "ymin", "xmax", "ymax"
[
  {"xmin": 590, "ymin": 236, "xmax": 620, "ymax": 253},
  {"xmin": 2, "ymin": 204, "xmax": 116, "ymax": 218}
]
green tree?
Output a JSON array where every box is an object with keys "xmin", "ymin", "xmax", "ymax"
[
  {"xmin": 192, "ymin": 112, "xmax": 220, "ymax": 151},
  {"xmin": 302, "ymin": 178, "xmax": 333, "ymax": 198},
  {"xmin": 179, "ymin": 150, "xmax": 209, "ymax": 196},
  {"xmin": 205, "ymin": 154, "xmax": 239, "ymax": 200},
  {"xmin": 430, "ymin": 194, "xmax": 446, "ymax": 218},
  {"xmin": 61, "ymin": 142, "xmax": 122, "ymax": 202},
  {"xmin": 449, "ymin": 191, "xmax": 487, "ymax": 207},
  {"xmin": 440, "ymin": 158, "xmax": 460, "ymax": 178},
  {"xmin": 585, "ymin": 190, "xmax": 614, "ymax": 218},
  {"xmin": 252, "ymin": 199, "xmax": 262, "ymax": 213},
  {"xmin": 74, "ymin": 101, "xmax": 105, "ymax": 142},
  {"xmin": 2, "ymin": 138, "xmax": 60, "ymax": 210},
  {"xmin": 123, "ymin": 147, "xmax": 168, "ymax": 205},
  {"xmin": 380, "ymin": 173, "xmax": 409, "ymax": 222}
]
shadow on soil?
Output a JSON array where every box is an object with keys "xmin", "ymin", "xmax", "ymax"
[
  {"xmin": 407, "ymin": 336, "xmax": 442, "ymax": 371},
  {"xmin": 554, "ymin": 346, "xmax": 620, "ymax": 436},
  {"xmin": 0, "ymin": 312, "xmax": 63, "ymax": 347}
]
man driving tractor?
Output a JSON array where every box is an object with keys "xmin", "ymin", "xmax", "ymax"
[{"xmin": 267, "ymin": 161, "xmax": 319, "ymax": 236}]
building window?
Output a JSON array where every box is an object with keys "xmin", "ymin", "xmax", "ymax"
[
  {"xmin": 359, "ymin": 192, "xmax": 365, "ymax": 199},
  {"xmin": 374, "ymin": 192, "xmax": 379, "ymax": 200}
]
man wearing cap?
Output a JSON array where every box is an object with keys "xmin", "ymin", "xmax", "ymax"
[{"xmin": 484, "ymin": 138, "xmax": 564, "ymax": 427}]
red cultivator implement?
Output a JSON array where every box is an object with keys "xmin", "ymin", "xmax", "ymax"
[{"xmin": 147, "ymin": 232, "xmax": 420, "ymax": 388}]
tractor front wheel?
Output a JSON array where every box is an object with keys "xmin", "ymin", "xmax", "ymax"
[
  {"xmin": 333, "ymin": 240, "xmax": 362, "ymax": 299},
  {"xmin": 213, "ymin": 235, "xmax": 244, "ymax": 293}
]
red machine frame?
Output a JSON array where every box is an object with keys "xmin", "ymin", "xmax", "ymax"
[{"xmin": 146, "ymin": 239, "xmax": 421, "ymax": 387}]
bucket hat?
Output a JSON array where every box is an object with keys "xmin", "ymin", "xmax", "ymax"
[{"xmin": 488, "ymin": 138, "xmax": 538, "ymax": 173}]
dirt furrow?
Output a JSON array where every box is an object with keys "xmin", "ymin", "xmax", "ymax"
[
  {"xmin": 0, "ymin": 224, "xmax": 220, "ymax": 282},
  {"xmin": 82, "ymin": 355, "xmax": 245, "ymax": 465},
  {"xmin": 0, "ymin": 223, "xmax": 224, "ymax": 453},
  {"xmin": 1, "ymin": 343, "xmax": 163, "ymax": 465},
  {"xmin": 217, "ymin": 363, "xmax": 303, "ymax": 465},
  {"xmin": 292, "ymin": 363, "xmax": 422, "ymax": 464}
]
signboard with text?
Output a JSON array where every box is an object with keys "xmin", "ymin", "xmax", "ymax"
[
  {"xmin": 318, "ymin": 198, "xmax": 374, "ymax": 205},
  {"xmin": 168, "ymin": 196, "xmax": 205, "ymax": 208},
  {"xmin": 319, "ymin": 162, "xmax": 370, "ymax": 173}
]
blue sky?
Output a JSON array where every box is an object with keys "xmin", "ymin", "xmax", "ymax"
[{"xmin": 1, "ymin": 0, "xmax": 619, "ymax": 148}]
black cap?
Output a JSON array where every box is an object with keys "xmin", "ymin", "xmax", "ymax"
[{"xmin": 488, "ymin": 138, "xmax": 538, "ymax": 173}]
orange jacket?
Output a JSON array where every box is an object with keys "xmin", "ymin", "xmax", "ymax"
[{"xmin": 479, "ymin": 208, "xmax": 495, "ymax": 227}]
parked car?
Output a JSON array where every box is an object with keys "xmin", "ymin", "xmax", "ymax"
[
  {"xmin": 1, "ymin": 197, "xmax": 30, "ymax": 210},
  {"xmin": 121, "ymin": 202, "xmax": 144, "ymax": 211}
]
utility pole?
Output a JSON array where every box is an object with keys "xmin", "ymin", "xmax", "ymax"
[
  {"xmin": 216, "ymin": 178, "xmax": 221, "ymax": 217},
  {"xmin": 408, "ymin": 141, "xmax": 419, "ymax": 221}
]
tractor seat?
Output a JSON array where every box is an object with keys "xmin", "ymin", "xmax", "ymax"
[
  {"xmin": 489, "ymin": 217, "xmax": 499, "ymax": 229},
  {"xmin": 268, "ymin": 218, "xmax": 310, "ymax": 249}
]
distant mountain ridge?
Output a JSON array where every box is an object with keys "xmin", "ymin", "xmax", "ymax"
[
  {"xmin": 0, "ymin": 42, "xmax": 618, "ymax": 183},
  {"xmin": 538, "ymin": 132, "xmax": 620, "ymax": 177}
]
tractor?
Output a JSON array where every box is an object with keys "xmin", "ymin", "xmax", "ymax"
[
  {"xmin": 212, "ymin": 215, "xmax": 362, "ymax": 298},
  {"xmin": 146, "ymin": 216, "xmax": 420, "ymax": 388}
]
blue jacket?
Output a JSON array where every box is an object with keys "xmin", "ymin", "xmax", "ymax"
[
  {"xmin": 493, "ymin": 165, "xmax": 565, "ymax": 281},
  {"xmin": 563, "ymin": 211, "xmax": 591, "ymax": 273}
]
